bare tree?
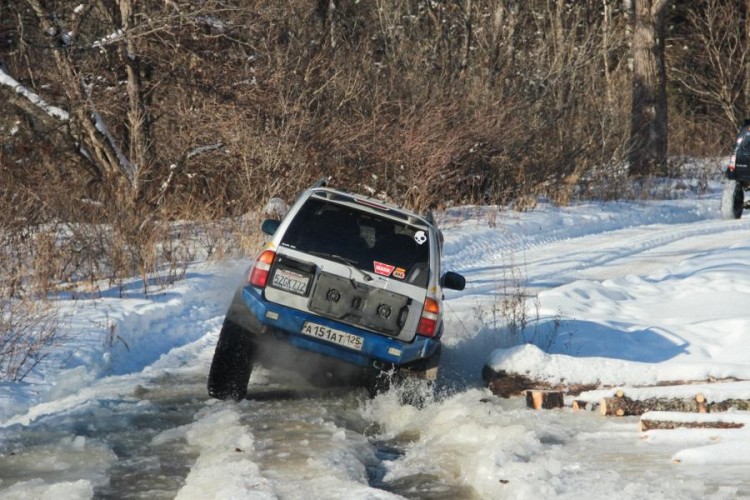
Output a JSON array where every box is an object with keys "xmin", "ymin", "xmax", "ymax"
[
  {"xmin": 628, "ymin": 0, "xmax": 672, "ymax": 177},
  {"xmin": 669, "ymin": 0, "xmax": 746, "ymax": 131},
  {"xmin": 18, "ymin": 0, "xmax": 142, "ymax": 198},
  {"xmin": 0, "ymin": 0, "xmax": 734, "ymax": 222}
]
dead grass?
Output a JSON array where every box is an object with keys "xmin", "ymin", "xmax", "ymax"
[{"xmin": 0, "ymin": 297, "xmax": 61, "ymax": 382}]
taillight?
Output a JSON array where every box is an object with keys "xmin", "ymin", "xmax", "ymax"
[
  {"xmin": 730, "ymin": 155, "xmax": 737, "ymax": 171},
  {"xmin": 248, "ymin": 250, "xmax": 276, "ymax": 288},
  {"xmin": 416, "ymin": 297, "xmax": 440, "ymax": 337}
]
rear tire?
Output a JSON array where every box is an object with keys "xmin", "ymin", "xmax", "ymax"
[
  {"xmin": 403, "ymin": 344, "xmax": 442, "ymax": 381},
  {"xmin": 207, "ymin": 320, "xmax": 255, "ymax": 401},
  {"xmin": 721, "ymin": 180, "xmax": 744, "ymax": 220}
]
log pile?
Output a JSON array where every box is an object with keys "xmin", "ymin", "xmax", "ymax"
[{"xmin": 482, "ymin": 364, "xmax": 750, "ymax": 433}]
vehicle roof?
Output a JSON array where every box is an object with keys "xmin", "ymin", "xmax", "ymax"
[{"xmin": 307, "ymin": 187, "xmax": 435, "ymax": 229}]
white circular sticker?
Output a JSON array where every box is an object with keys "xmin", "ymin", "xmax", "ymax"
[{"xmin": 414, "ymin": 231, "xmax": 427, "ymax": 245}]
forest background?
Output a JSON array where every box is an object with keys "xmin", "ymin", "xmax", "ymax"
[{"xmin": 0, "ymin": 0, "xmax": 747, "ymax": 379}]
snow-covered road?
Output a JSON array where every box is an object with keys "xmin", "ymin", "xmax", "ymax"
[{"xmin": 2, "ymin": 182, "xmax": 749, "ymax": 499}]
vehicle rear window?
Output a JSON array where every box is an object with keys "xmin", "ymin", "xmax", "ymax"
[{"xmin": 280, "ymin": 198, "xmax": 430, "ymax": 287}]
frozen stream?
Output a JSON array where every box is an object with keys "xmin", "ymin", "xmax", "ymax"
[
  {"xmin": 2, "ymin": 194, "xmax": 750, "ymax": 498},
  {"xmin": 0, "ymin": 362, "xmax": 747, "ymax": 499}
]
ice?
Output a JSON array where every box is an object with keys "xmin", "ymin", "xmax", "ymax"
[
  {"xmin": 0, "ymin": 479, "xmax": 93, "ymax": 500},
  {"xmin": 0, "ymin": 431, "xmax": 116, "ymax": 495},
  {"xmin": 159, "ymin": 405, "xmax": 274, "ymax": 499}
]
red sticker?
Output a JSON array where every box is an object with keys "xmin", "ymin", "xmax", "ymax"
[{"xmin": 373, "ymin": 261, "xmax": 395, "ymax": 277}]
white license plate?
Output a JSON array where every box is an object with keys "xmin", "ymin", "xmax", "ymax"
[
  {"xmin": 301, "ymin": 322, "xmax": 364, "ymax": 351},
  {"xmin": 271, "ymin": 268, "xmax": 310, "ymax": 295}
]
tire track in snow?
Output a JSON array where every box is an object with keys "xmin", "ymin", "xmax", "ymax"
[{"xmin": 450, "ymin": 216, "xmax": 750, "ymax": 298}]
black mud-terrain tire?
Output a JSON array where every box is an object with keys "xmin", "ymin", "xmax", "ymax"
[
  {"xmin": 721, "ymin": 180, "xmax": 744, "ymax": 220},
  {"xmin": 207, "ymin": 320, "xmax": 255, "ymax": 401}
]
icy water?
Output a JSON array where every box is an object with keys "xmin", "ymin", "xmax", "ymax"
[
  {"xmin": 1, "ymin": 366, "xmax": 748, "ymax": 499},
  {"xmin": 0, "ymin": 369, "xmax": 474, "ymax": 498}
]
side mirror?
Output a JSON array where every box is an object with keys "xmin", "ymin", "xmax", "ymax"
[
  {"xmin": 440, "ymin": 271, "xmax": 466, "ymax": 291},
  {"xmin": 261, "ymin": 219, "xmax": 281, "ymax": 236}
]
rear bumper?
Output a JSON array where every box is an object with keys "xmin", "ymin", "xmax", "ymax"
[{"xmin": 226, "ymin": 286, "xmax": 438, "ymax": 369}]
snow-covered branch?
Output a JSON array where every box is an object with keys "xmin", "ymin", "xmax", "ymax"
[
  {"xmin": 80, "ymin": 81, "xmax": 136, "ymax": 188},
  {"xmin": 0, "ymin": 67, "xmax": 69, "ymax": 122},
  {"xmin": 187, "ymin": 143, "xmax": 224, "ymax": 159}
]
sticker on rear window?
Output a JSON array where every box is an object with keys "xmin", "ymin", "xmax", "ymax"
[
  {"xmin": 414, "ymin": 231, "xmax": 427, "ymax": 245},
  {"xmin": 393, "ymin": 267, "xmax": 406, "ymax": 280},
  {"xmin": 374, "ymin": 261, "xmax": 395, "ymax": 276}
]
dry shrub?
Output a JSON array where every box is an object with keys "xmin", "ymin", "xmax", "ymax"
[
  {"xmin": 0, "ymin": 298, "xmax": 60, "ymax": 382},
  {"xmin": 0, "ymin": 1, "xmax": 732, "ymax": 313},
  {"xmin": 1, "ymin": 0, "xmax": 642, "ymax": 220}
]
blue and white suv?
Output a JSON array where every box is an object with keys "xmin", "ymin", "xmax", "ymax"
[{"xmin": 208, "ymin": 181, "xmax": 465, "ymax": 400}]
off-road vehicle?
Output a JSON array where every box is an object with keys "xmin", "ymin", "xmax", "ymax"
[
  {"xmin": 722, "ymin": 120, "xmax": 750, "ymax": 219},
  {"xmin": 208, "ymin": 181, "xmax": 466, "ymax": 400}
]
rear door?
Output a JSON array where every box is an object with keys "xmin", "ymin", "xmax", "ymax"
[{"xmin": 264, "ymin": 196, "xmax": 431, "ymax": 342}]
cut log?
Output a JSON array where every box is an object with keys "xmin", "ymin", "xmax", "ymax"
[
  {"xmin": 639, "ymin": 411, "xmax": 749, "ymax": 432},
  {"xmin": 526, "ymin": 390, "xmax": 564, "ymax": 410},
  {"xmin": 482, "ymin": 364, "xmax": 598, "ymax": 398},
  {"xmin": 707, "ymin": 399, "xmax": 750, "ymax": 412},
  {"xmin": 600, "ymin": 391, "xmax": 713, "ymax": 417},
  {"xmin": 640, "ymin": 419, "xmax": 744, "ymax": 432},
  {"xmin": 695, "ymin": 393, "xmax": 707, "ymax": 413},
  {"xmin": 488, "ymin": 372, "xmax": 545, "ymax": 398}
]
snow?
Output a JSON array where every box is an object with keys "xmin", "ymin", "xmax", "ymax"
[
  {"xmin": 171, "ymin": 406, "xmax": 275, "ymax": 499},
  {"xmin": 3, "ymin": 167, "xmax": 750, "ymax": 497}
]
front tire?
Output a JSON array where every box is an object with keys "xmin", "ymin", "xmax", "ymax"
[
  {"xmin": 721, "ymin": 180, "xmax": 744, "ymax": 220},
  {"xmin": 207, "ymin": 320, "xmax": 255, "ymax": 401}
]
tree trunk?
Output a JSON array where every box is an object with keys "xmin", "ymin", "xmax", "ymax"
[
  {"xmin": 118, "ymin": 0, "xmax": 150, "ymax": 201},
  {"xmin": 489, "ymin": 2, "xmax": 517, "ymax": 92},
  {"xmin": 459, "ymin": 0, "xmax": 473, "ymax": 76},
  {"xmin": 24, "ymin": 0, "xmax": 135, "ymax": 194},
  {"xmin": 602, "ymin": 0, "xmax": 613, "ymax": 105},
  {"xmin": 745, "ymin": 0, "xmax": 750, "ymax": 117},
  {"xmin": 628, "ymin": 0, "xmax": 671, "ymax": 177}
]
